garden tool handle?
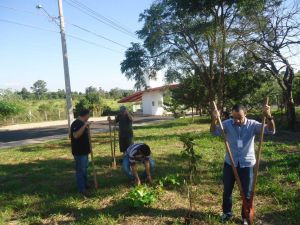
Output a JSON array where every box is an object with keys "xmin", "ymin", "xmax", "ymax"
[
  {"xmin": 212, "ymin": 102, "xmax": 248, "ymax": 204},
  {"xmin": 88, "ymin": 127, "xmax": 98, "ymax": 189},
  {"xmin": 251, "ymin": 97, "xmax": 269, "ymax": 201}
]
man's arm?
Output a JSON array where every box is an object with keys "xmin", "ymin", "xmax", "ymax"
[
  {"xmin": 125, "ymin": 110, "xmax": 133, "ymax": 121},
  {"xmin": 263, "ymin": 104, "xmax": 276, "ymax": 133},
  {"xmin": 130, "ymin": 164, "xmax": 141, "ymax": 186},
  {"xmin": 210, "ymin": 109, "xmax": 221, "ymax": 135},
  {"xmin": 210, "ymin": 118, "xmax": 218, "ymax": 134},
  {"xmin": 144, "ymin": 160, "xmax": 152, "ymax": 184},
  {"xmin": 73, "ymin": 122, "xmax": 90, "ymax": 139}
]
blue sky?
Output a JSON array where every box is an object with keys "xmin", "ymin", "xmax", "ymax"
[
  {"xmin": 0, "ymin": 0, "xmax": 153, "ymax": 92},
  {"xmin": 0, "ymin": 0, "xmax": 299, "ymax": 92}
]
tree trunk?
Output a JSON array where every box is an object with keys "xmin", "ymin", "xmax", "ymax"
[
  {"xmin": 285, "ymin": 88, "xmax": 296, "ymax": 130},
  {"xmin": 191, "ymin": 107, "xmax": 194, "ymax": 122},
  {"xmin": 283, "ymin": 66, "xmax": 296, "ymax": 130},
  {"xmin": 218, "ymin": 3, "xmax": 226, "ymax": 112}
]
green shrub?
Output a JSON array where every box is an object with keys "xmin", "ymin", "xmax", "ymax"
[
  {"xmin": 125, "ymin": 185, "xmax": 157, "ymax": 208},
  {"xmin": 159, "ymin": 174, "xmax": 181, "ymax": 188},
  {"xmin": 0, "ymin": 101, "xmax": 23, "ymax": 119}
]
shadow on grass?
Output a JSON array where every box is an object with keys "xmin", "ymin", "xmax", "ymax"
[
  {"xmin": 100, "ymin": 201, "xmax": 223, "ymax": 223},
  {"xmin": 264, "ymin": 130, "xmax": 300, "ymax": 145}
]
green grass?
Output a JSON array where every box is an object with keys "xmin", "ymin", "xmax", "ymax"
[{"xmin": 0, "ymin": 118, "xmax": 299, "ymax": 225}]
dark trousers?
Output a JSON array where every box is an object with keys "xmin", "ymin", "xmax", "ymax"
[
  {"xmin": 222, "ymin": 162, "xmax": 254, "ymax": 218},
  {"xmin": 119, "ymin": 136, "xmax": 133, "ymax": 152},
  {"xmin": 122, "ymin": 155, "xmax": 155, "ymax": 180}
]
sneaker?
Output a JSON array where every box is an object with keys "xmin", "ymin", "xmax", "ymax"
[
  {"xmin": 220, "ymin": 213, "xmax": 232, "ymax": 223},
  {"xmin": 242, "ymin": 219, "xmax": 249, "ymax": 225}
]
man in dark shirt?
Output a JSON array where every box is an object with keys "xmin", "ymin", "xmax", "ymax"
[
  {"xmin": 70, "ymin": 109, "xmax": 91, "ymax": 196},
  {"xmin": 115, "ymin": 106, "xmax": 133, "ymax": 153},
  {"xmin": 122, "ymin": 143, "xmax": 155, "ymax": 186}
]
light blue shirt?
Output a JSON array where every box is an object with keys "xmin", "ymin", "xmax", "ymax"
[{"xmin": 213, "ymin": 118, "xmax": 275, "ymax": 168}]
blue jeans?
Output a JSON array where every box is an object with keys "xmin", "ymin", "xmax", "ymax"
[
  {"xmin": 122, "ymin": 155, "xmax": 155, "ymax": 180},
  {"xmin": 74, "ymin": 155, "xmax": 89, "ymax": 193},
  {"xmin": 222, "ymin": 162, "xmax": 254, "ymax": 218}
]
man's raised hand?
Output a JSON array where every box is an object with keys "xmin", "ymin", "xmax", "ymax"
[
  {"xmin": 263, "ymin": 105, "xmax": 272, "ymax": 118},
  {"xmin": 212, "ymin": 109, "xmax": 220, "ymax": 120}
]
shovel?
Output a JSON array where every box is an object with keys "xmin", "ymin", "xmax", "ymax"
[
  {"xmin": 248, "ymin": 97, "xmax": 269, "ymax": 224},
  {"xmin": 88, "ymin": 126, "xmax": 99, "ymax": 189},
  {"xmin": 212, "ymin": 102, "xmax": 250, "ymax": 222},
  {"xmin": 108, "ymin": 116, "xmax": 117, "ymax": 169}
]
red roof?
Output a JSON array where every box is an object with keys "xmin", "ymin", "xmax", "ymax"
[{"xmin": 118, "ymin": 84, "xmax": 178, "ymax": 103}]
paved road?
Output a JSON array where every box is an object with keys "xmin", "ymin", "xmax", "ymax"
[{"xmin": 0, "ymin": 116, "xmax": 172, "ymax": 143}]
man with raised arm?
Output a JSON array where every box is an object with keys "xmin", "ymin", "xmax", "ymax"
[
  {"xmin": 70, "ymin": 109, "xmax": 92, "ymax": 197},
  {"xmin": 210, "ymin": 104, "xmax": 275, "ymax": 225}
]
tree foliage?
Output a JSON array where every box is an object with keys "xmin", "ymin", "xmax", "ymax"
[
  {"xmin": 240, "ymin": 0, "xmax": 300, "ymax": 129},
  {"xmin": 31, "ymin": 80, "xmax": 47, "ymax": 100},
  {"xmin": 121, "ymin": 0, "xmax": 268, "ymax": 107},
  {"xmin": 0, "ymin": 101, "xmax": 23, "ymax": 119}
]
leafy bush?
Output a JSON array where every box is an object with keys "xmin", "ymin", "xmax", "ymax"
[
  {"xmin": 102, "ymin": 105, "xmax": 119, "ymax": 116},
  {"xmin": 0, "ymin": 101, "xmax": 23, "ymax": 119},
  {"xmin": 74, "ymin": 98, "xmax": 91, "ymax": 117},
  {"xmin": 159, "ymin": 174, "xmax": 181, "ymax": 188},
  {"xmin": 125, "ymin": 185, "xmax": 157, "ymax": 208}
]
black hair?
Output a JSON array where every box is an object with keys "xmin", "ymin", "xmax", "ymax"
[
  {"xmin": 232, "ymin": 104, "xmax": 247, "ymax": 113},
  {"xmin": 79, "ymin": 109, "xmax": 90, "ymax": 117},
  {"xmin": 139, "ymin": 144, "xmax": 151, "ymax": 156}
]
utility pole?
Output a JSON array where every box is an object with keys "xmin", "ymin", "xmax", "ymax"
[{"xmin": 57, "ymin": 0, "xmax": 74, "ymax": 131}]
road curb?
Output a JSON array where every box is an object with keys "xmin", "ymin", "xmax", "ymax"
[{"xmin": 0, "ymin": 120, "xmax": 171, "ymax": 149}]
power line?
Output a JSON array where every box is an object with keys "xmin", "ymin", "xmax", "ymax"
[
  {"xmin": 0, "ymin": 18, "xmax": 123, "ymax": 54},
  {"xmin": 70, "ymin": 23, "xmax": 128, "ymax": 48},
  {"xmin": 64, "ymin": 0, "xmax": 138, "ymax": 39},
  {"xmin": 0, "ymin": 4, "xmax": 41, "ymax": 16},
  {"xmin": 0, "ymin": 18, "xmax": 58, "ymax": 33},
  {"xmin": 0, "ymin": 4, "xmax": 129, "ymax": 49},
  {"xmin": 70, "ymin": 0, "xmax": 136, "ymax": 36},
  {"xmin": 67, "ymin": 34, "xmax": 123, "ymax": 53}
]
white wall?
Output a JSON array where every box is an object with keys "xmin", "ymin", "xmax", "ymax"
[
  {"xmin": 144, "ymin": 71, "xmax": 164, "ymax": 88},
  {"xmin": 142, "ymin": 91, "xmax": 164, "ymax": 115}
]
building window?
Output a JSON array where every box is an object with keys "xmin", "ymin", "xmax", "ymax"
[{"xmin": 152, "ymin": 101, "xmax": 155, "ymax": 106}]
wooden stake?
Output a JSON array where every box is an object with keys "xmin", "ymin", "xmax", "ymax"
[
  {"xmin": 108, "ymin": 116, "xmax": 116, "ymax": 169},
  {"xmin": 248, "ymin": 97, "xmax": 269, "ymax": 224},
  {"xmin": 88, "ymin": 126, "xmax": 98, "ymax": 189}
]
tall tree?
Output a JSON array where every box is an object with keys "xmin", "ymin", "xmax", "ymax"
[
  {"xmin": 121, "ymin": 0, "xmax": 263, "ymax": 108},
  {"xmin": 240, "ymin": 0, "xmax": 300, "ymax": 130},
  {"xmin": 18, "ymin": 87, "xmax": 31, "ymax": 99},
  {"xmin": 31, "ymin": 80, "xmax": 47, "ymax": 100},
  {"xmin": 85, "ymin": 86, "xmax": 103, "ymax": 116},
  {"xmin": 171, "ymin": 74, "xmax": 208, "ymax": 114}
]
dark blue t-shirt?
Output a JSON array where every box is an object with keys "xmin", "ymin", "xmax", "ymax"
[{"xmin": 70, "ymin": 119, "xmax": 91, "ymax": 155}]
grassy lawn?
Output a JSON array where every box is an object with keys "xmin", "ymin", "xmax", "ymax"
[{"xmin": 0, "ymin": 118, "xmax": 299, "ymax": 225}]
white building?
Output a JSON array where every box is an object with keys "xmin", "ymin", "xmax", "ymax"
[{"xmin": 118, "ymin": 73, "xmax": 177, "ymax": 116}]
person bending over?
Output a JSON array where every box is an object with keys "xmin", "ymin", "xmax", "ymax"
[{"xmin": 122, "ymin": 143, "xmax": 155, "ymax": 186}]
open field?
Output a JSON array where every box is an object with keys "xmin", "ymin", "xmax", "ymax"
[
  {"xmin": 0, "ymin": 98, "xmax": 128, "ymax": 126},
  {"xmin": 0, "ymin": 118, "xmax": 299, "ymax": 225}
]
